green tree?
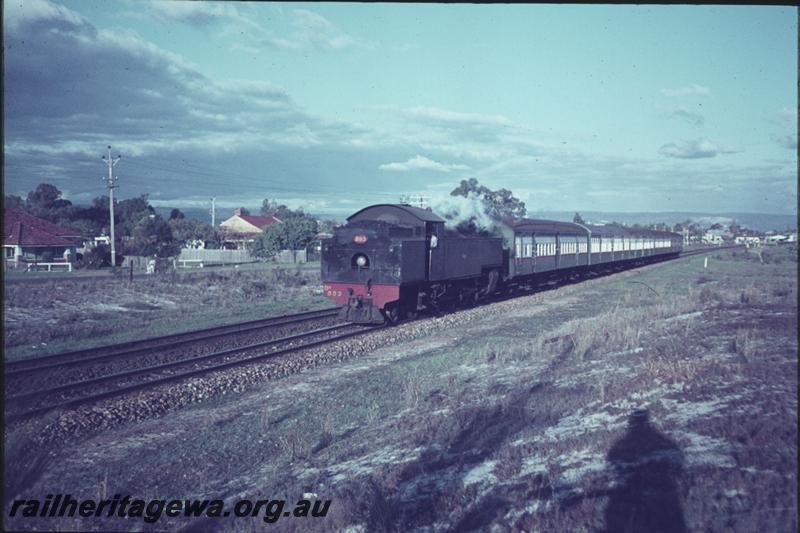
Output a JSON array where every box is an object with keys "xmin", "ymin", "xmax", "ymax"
[
  {"xmin": 237, "ymin": 207, "xmax": 251, "ymax": 216},
  {"xmin": 261, "ymin": 197, "xmax": 301, "ymax": 219},
  {"xmin": 317, "ymin": 218, "xmax": 340, "ymax": 235},
  {"xmin": 125, "ymin": 215, "xmax": 181, "ymax": 258},
  {"xmin": 248, "ymin": 217, "xmax": 318, "ymax": 260},
  {"xmin": 450, "ymin": 178, "xmax": 527, "ymax": 220},
  {"xmin": 115, "ymin": 195, "xmax": 156, "ymax": 237},
  {"xmin": 573, "ymin": 212, "xmax": 586, "ymax": 225},
  {"xmin": 169, "ymin": 208, "xmax": 185, "ymax": 220},
  {"xmin": 168, "ymin": 218, "xmax": 219, "ymax": 248},
  {"xmin": 26, "ymin": 183, "xmax": 71, "ymax": 211},
  {"xmin": 24, "ymin": 183, "xmax": 73, "ymax": 221}
]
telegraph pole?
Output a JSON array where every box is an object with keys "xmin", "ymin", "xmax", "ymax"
[
  {"xmin": 102, "ymin": 146, "xmax": 121, "ymax": 267},
  {"xmin": 210, "ymin": 197, "xmax": 216, "ymax": 227}
]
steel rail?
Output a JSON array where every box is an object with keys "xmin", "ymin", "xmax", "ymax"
[
  {"xmin": 6, "ymin": 323, "xmax": 372, "ymax": 423},
  {"xmin": 5, "ymin": 307, "xmax": 340, "ymax": 375}
]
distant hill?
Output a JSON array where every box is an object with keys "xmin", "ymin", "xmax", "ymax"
[{"xmin": 528, "ymin": 211, "xmax": 796, "ymax": 233}]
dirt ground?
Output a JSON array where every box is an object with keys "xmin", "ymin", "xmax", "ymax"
[{"xmin": 3, "ymin": 249, "xmax": 797, "ymax": 532}]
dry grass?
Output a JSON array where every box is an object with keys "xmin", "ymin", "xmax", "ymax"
[
  {"xmin": 4, "ymin": 267, "xmax": 328, "ymax": 357},
  {"xmin": 730, "ymin": 328, "xmax": 759, "ymax": 362}
]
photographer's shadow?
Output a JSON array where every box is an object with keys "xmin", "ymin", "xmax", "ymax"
[{"xmin": 603, "ymin": 409, "xmax": 688, "ymax": 533}]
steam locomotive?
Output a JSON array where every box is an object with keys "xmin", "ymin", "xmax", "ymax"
[{"xmin": 321, "ymin": 204, "xmax": 682, "ymax": 324}]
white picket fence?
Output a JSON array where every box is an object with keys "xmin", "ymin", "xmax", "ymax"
[
  {"xmin": 174, "ymin": 248, "xmax": 307, "ymax": 267},
  {"xmin": 178, "ymin": 248, "xmax": 255, "ymax": 264}
]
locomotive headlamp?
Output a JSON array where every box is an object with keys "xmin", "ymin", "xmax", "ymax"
[
  {"xmin": 353, "ymin": 235, "xmax": 368, "ymax": 244},
  {"xmin": 355, "ymin": 254, "xmax": 368, "ymax": 267}
]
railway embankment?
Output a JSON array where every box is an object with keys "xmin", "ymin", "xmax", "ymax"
[{"xmin": 4, "ymin": 247, "xmax": 796, "ymax": 531}]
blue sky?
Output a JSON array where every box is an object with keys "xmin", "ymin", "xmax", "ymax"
[{"xmin": 3, "ymin": 1, "xmax": 797, "ymax": 216}]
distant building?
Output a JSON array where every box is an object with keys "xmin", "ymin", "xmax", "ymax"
[
  {"xmin": 734, "ymin": 236, "xmax": 761, "ymax": 247},
  {"xmin": 3, "ymin": 209, "xmax": 81, "ymax": 269},
  {"xmin": 702, "ymin": 228, "xmax": 728, "ymax": 245},
  {"xmin": 218, "ymin": 208, "xmax": 281, "ymax": 249},
  {"xmin": 765, "ymin": 234, "xmax": 789, "ymax": 245}
]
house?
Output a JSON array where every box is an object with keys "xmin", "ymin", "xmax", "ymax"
[
  {"xmin": 765, "ymin": 234, "xmax": 789, "ymax": 245},
  {"xmin": 218, "ymin": 208, "xmax": 281, "ymax": 249},
  {"xmin": 734, "ymin": 236, "xmax": 761, "ymax": 247},
  {"xmin": 702, "ymin": 228, "xmax": 730, "ymax": 245},
  {"xmin": 3, "ymin": 209, "xmax": 81, "ymax": 269}
]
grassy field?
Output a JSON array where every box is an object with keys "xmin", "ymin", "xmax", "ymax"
[
  {"xmin": 3, "ymin": 265, "xmax": 330, "ymax": 361},
  {"xmin": 3, "ymin": 247, "xmax": 797, "ymax": 531}
]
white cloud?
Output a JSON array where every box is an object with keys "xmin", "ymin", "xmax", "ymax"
[
  {"xmin": 379, "ymin": 155, "xmax": 470, "ymax": 173},
  {"xmin": 404, "ymin": 106, "xmax": 512, "ymax": 127},
  {"xmin": 660, "ymin": 84, "xmax": 711, "ymax": 97},
  {"xmin": 658, "ymin": 138, "xmax": 739, "ymax": 159},
  {"xmin": 259, "ymin": 9, "xmax": 360, "ymax": 52}
]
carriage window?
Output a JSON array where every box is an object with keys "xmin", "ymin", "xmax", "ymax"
[{"xmin": 522, "ymin": 236, "xmax": 533, "ymax": 257}]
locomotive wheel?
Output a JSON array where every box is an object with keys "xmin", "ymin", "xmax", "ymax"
[{"xmin": 384, "ymin": 303, "xmax": 400, "ymax": 324}]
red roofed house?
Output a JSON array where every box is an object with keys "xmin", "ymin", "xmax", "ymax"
[
  {"xmin": 3, "ymin": 209, "xmax": 82, "ymax": 270},
  {"xmin": 218, "ymin": 208, "xmax": 281, "ymax": 249}
]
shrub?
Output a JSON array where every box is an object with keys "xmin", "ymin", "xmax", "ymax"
[{"xmin": 83, "ymin": 245, "xmax": 111, "ymax": 269}]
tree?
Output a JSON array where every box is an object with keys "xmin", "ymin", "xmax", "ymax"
[
  {"xmin": 83, "ymin": 244, "xmax": 113, "ymax": 269},
  {"xmin": 169, "ymin": 208, "xmax": 185, "ymax": 220},
  {"xmin": 261, "ymin": 198, "xmax": 300, "ymax": 219},
  {"xmin": 249, "ymin": 217, "xmax": 318, "ymax": 260},
  {"xmin": 125, "ymin": 215, "xmax": 181, "ymax": 258},
  {"xmin": 248, "ymin": 227, "xmax": 284, "ymax": 260},
  {"xmin": 317, "ymin": 218, "xmax": 340, "ymax": 235},
  {"xmin": 26, "ymin": 183, "xmax": 71, "ymax": 211},
  {"xmin": 4, "ymin": 195, "xmax": 23, "ymax": 209},
  {"xmin": 450, "ymin": 178, "xmax": 526, "ymax": 220},
  {"xmin": 168, "ymin": 218, "xmax": 219, "ymax": 248},
  {"xmin": 116, "ymin": 195, "xmax": 156, "ymax": 236},
  {"xmin": 24, "ymin": 183, "xmax": 73, "ymax": 222},
  {"xmin": 573, "ymin": 212, "xmax": 586, "ymax": 225},
  {"xmin": 237, "ymin": 207, "xmax": 251, "ymax": 216}
]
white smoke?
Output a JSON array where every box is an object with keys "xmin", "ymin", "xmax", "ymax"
[{"xmin": 432, "ymin": 192, "xmax": 514, "ymax": 246}]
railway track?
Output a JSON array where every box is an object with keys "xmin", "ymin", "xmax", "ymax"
[
  {"xmin": 5, "ymin": 322, "xmax": 375, "ymax": 423},
  {"xmin": 4, "ymin": 306, "xmax": 340, "ymax": 378},
  {"xmin": 5, "ymin": 245, "xmax": 738, "ymax": 424}
]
